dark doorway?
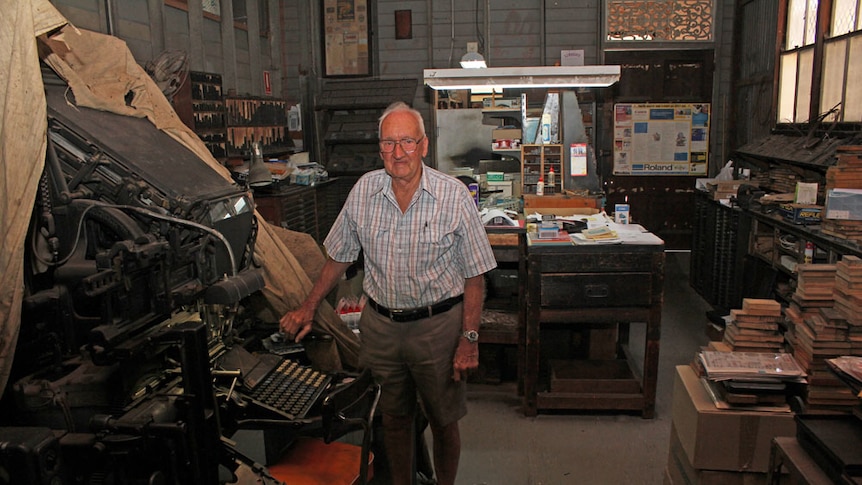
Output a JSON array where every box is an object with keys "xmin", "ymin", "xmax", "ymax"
[{"xmin": 601, "ymin": 49, "xmax": 715, "ymax": 249}]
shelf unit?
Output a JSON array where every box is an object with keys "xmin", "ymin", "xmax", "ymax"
[
  {"xmin": 313, "ymin": 78, "xmax": 417, "ymax": 175},
  {"xmin": 483, "ymin": 105, "xmax": 523, "ymax": 154},
  {"xmin": 521, "ymin": 144, "xmax": 563, "ymax": 195},
  {"xmin": 689, "ymin": 191, "xmax": 746, "ymax": 309},
  {"xmin": 224, "ymin": 96, "xmax": 291, "ymax": 157},
  {"xmin": 253, "ymin": 178, "xmax": 350, "ymax": 243},
  {"xmin": 743, "ymin": 207, "xmax": 862, "ymax": 306},
  {"xmin": 189, "ymin": 71, "xmax": 227, "ymax": 159}
]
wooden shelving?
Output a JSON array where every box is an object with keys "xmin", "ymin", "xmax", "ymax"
[
  {"xmin": 225, "ymin": 96, "xmax": 290, "ymax": 157},
  {"xmin": 521, "ymin": 144, "xmax": 563, "ymax": 195}
]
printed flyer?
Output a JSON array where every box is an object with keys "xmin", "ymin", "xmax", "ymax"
[{"xmin": 613, "ymin": 103, "xmax": 709, "ymax": 175}]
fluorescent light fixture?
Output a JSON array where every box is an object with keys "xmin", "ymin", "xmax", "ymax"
[
  {"xmin": 424, "ymin": 65, "xmax": 621, "ymax": 90},
  {"xmin": 470, "ymin": 86, "xmax": 503, "ymax": 94}
]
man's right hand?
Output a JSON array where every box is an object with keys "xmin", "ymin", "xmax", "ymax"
[{"xmin": 279, "ymin": 303, "xmax": 315, "ymax": 342}]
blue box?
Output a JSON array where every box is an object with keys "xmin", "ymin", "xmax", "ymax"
[
  {"xmin": 779, "ymin": 203, "xmax": 822, "ymax": 225},
  {"xmin": 537, "ymin": 221, "xmax": 560, "ymax": 239}
]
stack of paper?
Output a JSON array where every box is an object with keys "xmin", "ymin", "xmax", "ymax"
[
  {"xmin": 698, "ymin": 351, "xmax": 806, "ymax": 380},
  {"xmin": 581, "ymin": 225, "xmax": 618, "ymax": 240},
  {"xmin": 697, "ymin": 351, "xmax": 807, "ymax": 410}
]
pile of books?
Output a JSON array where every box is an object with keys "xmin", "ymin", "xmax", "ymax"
[
  {"xmin": 721, "ymin": 299, "xmax": 785, "ymax": 353},
  {"xmin": 784, "ymin": 257, "xmax": 862, "ymax": 410}
]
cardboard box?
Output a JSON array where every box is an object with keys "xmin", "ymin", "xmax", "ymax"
[
  {"xmin": 492, "ymin": 128, "xmax": 521, "ymax": 140},
  {"xmin": 491, "ymin": 139, "xmax": 520, "ymax": 150},
  {"xmin": 825, "ymin": 188, "xmax": 862, "ymax": 220},
  {"xmin": 483, "ymin": 97, "xmax": 521, "ymax": 109},
  {"xmin": 485, "ymin": 171, "xmax": 505, "ymax": 182},
  {"xmin": 522, "ymin": 194, "xmax": 601, "ymax": 218},
  {"xmin": 779, "ymin": 203, "xmax": 822, "ymax": 225},
  {"xmin": 614, "ymin": 203, "xmax": 630, "ymax": 224},
  {"xmin": 708, "ymin": 180, "xmax": 744, "ymax": 195},
  {"xmin": 671, "ymin": 365, "xmax": 796, "ymax": 473},
  {"xmin": 485, "ymin": 180, "xmax": 512, "ymax": 198},
  {"xmin": 666, "ymin": 423, "xmax": 773, "ymax": 485}
]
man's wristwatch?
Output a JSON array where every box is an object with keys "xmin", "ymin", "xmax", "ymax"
[{"xmin": 462, "ymin": 329, "xmax": 479, "ymax": 343}]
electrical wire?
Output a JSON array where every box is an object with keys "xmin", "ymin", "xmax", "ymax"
[{"xmin": 475, "ymin": 0, "xmax": 485, "ymax": 54}]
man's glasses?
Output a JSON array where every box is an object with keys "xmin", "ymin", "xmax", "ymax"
[{"xmin": 379, "ymin": 136, "xmax": 424, "ymax": 153}]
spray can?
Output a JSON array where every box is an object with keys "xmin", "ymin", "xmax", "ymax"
[
  {"xmin": 804, "ymin": 241, "xmax": 814, "ymax": 264},
  {"xmin": 468, "ymin": 182, "xmax": 479, "ymax": 207}
]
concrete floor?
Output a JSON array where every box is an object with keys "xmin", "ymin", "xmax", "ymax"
[{"xmin": 370, "ymin": 251, "xmax": 713, "ymax": 485}]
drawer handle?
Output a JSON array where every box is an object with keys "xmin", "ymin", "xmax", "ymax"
[{"xmin": 585, "ymin": 284, "xmax": 609, "ymax": 298}]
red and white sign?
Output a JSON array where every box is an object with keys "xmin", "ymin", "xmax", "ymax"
[{"xmin": 263, "ymin": 71, "xmax": 272, "ymax": 96}]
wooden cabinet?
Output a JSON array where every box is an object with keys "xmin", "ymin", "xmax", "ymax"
[
  {"xmin": 689, "ymin": 191, "xmax": 746, "ymax": 310},
  {"xmin": 521, "ymin": 144, "xmax": 563, "ymax": 195},
  {"xmin": 252, "ymin": 178, "xmax": 349, "ymax": 243},
  {"xmin": 520, "ymin": 240, "xmax": 665, "ymax": 418}
]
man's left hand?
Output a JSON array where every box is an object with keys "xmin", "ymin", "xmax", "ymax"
[{"xmin": 453, "ymin": 339, "xmax": 479, "ymax": 382}]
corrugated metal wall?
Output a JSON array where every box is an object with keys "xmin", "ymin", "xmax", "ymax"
[
  {"xmin": 732, "ymin": 0, "xmax": 779, "ymax": 148},
  {"xmin": 49, "ymin": 1, "xmax": 736, "ymax": 169},
  {"xmin": 52, "ymin": 0, "xmax": 280, "ymax": 98}
]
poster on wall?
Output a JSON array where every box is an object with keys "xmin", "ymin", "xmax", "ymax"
[
  {"xmin": 612, "ymin": 103, "xmax": 709, "ymax": 176},
  {"xmin": 322, "ymin": 0, "xmax": 370, "ymax": 76}
]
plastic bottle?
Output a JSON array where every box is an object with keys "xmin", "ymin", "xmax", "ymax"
[
  {"xmin": 548, "ymin": 168, "xmax": 555, "ymax": 194},
  {"xmin": 541, "ymin": 113, "xmax": 551, "ymax": 143},
  {"xmin": 536, "ymin": 177, "xmax": 544, "ymax": 196}
]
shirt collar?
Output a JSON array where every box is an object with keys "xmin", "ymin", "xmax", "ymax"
[{"xmin": 371, "ymin": 164, "xmax": 439, "ymax": 202}]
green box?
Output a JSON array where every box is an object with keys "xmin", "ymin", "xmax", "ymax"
[{"xmin": 486, "ymin": 171, "xmax": 505, "ymax": 182}]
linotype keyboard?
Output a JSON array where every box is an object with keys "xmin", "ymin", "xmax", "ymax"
[{"xmin": 247, "ymin": 359, "xmax": 332, "ymax": 420}]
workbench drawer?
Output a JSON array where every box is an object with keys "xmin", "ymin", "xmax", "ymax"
[
  {"xmin": 540, "ymin": 272, "xmax": 652, "ymax": 307},
  {"xmin": 538, "ymin": 252, "xmax": 656, "ymax": 273}
]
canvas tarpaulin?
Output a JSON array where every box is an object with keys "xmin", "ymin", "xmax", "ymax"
[
  {"xmin": 0, "ymin": 0, "xmax": 68, "ymax": 402},
  {"xmin": 0, "ymin": 0, "xmax": 359, "ymax": 399}
]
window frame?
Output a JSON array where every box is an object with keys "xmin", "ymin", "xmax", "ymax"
[{"xmin": 777, "ymin": 0, "xmax": 862, "ymax": 124}]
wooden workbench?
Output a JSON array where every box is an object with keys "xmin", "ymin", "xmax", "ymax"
[{"xmin": 520, "ymin": 234, "xmax": 665, "ymax": 418}]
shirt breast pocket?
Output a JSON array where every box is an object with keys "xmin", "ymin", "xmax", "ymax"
[
  {"xmin": 418, "ymin": 224, "xmax": 454, "ymax": 252},
  {"xmin": 358, "ymin": 224, "xmax": 390, "ymax": 255}
]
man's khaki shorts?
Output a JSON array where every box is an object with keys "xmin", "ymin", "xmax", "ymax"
[{"xmin": 358, "ymin": 301, "xmax": 467, "ymax": 426}]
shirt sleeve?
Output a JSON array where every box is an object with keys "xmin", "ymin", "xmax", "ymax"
[
  {"xmin": 457, "ymin": 194, "xmax": 498, "ymax": 278},
  {"xmin": 323, "ymin": 192, "xmax": 362, "ymax": 263}
]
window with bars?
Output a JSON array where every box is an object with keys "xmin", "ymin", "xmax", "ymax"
[
  {"xmin": 605, "ymin": 0, "xmax": 714, "ymax": 41},
  {"xmin": 778, "ymin": 0, "xmax": 862, "ymax": 123}
]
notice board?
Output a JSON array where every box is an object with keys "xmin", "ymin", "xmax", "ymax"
[
  {"xmin": 613, "ymin": 103, "xmax": 709, "ymax": 176},
  {"xmin": 322, "ymin": 0, "xmax": 370, "ymax": 76}
]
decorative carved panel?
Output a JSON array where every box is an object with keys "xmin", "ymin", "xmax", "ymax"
[{"xmin": 606, "ymin": 0, "xmax": 713, "ymax": 41}]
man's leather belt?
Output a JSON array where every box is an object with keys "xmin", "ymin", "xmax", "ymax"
[{"xmin": 367, "ymin": 295, "xmax": 464, "ymax": 322}]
